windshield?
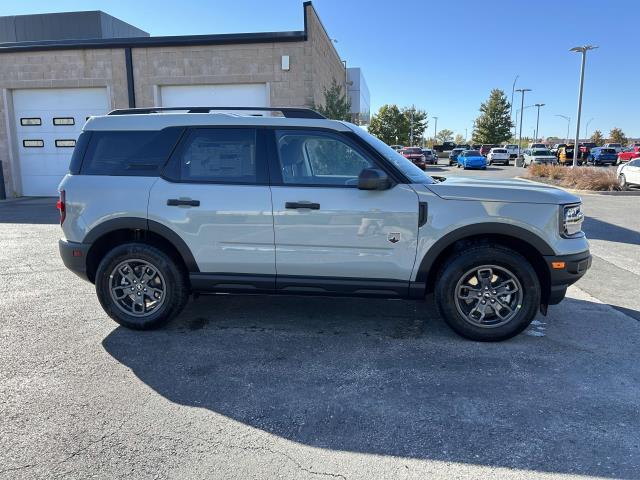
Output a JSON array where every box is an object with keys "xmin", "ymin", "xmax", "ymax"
[
  {"xmin": 533, "ymin": 149, "xmax": 552, "ymax": 156},
  {"xmin": 404, "ymin": 148, "xmax": 422, "ymax": 154},
  {"xmin": 506, "ymin": 144, "xmax": 518, "ymax": 149},
  {"xmin": 609, "ymin": 143, "xmax": 621, "ymax": 147},
  {"xmin": 493, "ymin": 149, "xmax": 507, "ymax": 153},
  {"xmin": 464, "ymin": 150, "xmax": 481, "ymax": 156},
  {"xmin": 351, "ymin": 128, "xmax": 435, "ymax": 184},
  {"xmin": 601, "ymin": 148, "xmax": 616, "ymax": 154}
]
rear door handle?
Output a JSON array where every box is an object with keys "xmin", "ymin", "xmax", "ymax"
[
  {"xmin": 167, "ymin": 198, "xmax": 200, "ymax": 207},
  {"xmin": 285, "ymin": 201, "xmax": 320, "ymax": 210}
]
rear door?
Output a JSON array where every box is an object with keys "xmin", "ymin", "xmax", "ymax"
[
  {"xmin": 269, "ymin": 128, "xmax": 419, "ymax": 291},
  {"xmin": 148, "ymin": 127, "xmax": 275, "ymax": 280}
]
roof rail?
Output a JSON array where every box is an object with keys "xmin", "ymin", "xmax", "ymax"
[{"xmin": 107, "ymin": 107, "xmax": 326, "ymax": 119}]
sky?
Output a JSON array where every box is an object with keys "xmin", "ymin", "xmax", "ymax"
[{"xmin": 1, "ymin": 0, "xmax": 638, "ymax": 140}]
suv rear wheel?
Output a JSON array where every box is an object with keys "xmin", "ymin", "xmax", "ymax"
[
  {"xmin": 435, "ymin": 246, "xmax": 540, "ymax": 341},
  {"xmin": 95, "ymin": 243, "xmax": 189, "ymax": 329}
]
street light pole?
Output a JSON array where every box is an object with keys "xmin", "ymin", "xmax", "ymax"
[
  {"xmin": 570, "ymin": 45, "xmax": 598, "ymax": 167},
  {"xmin": 515, "ymin": 88, "xmax": 531, "ymax": 155},
  {"xmin": 555, "ymin": 114, "xmax": 571, "ymax": 143},
  {"xmin": 410, "ymin": 105, "xmax": 415, "ymax": 146},
  {"xmin": 510, "ymin": 74, "xmax": 519, "ymax": 138},
  {"xmin": 585, "ymin": 117, "xmax": 594, "ymax": 139},
  {"xmin": 433, "ymin": 116, "xmax": 438, "ymax": 145},
  {"xmin": 534, "ymin": 103, "xmax": 545, "ymax": 142}
]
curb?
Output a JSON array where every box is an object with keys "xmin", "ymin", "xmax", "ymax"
[{"xmin": 514, "ymin": 177, "xmax": 640, "ymax": 196}]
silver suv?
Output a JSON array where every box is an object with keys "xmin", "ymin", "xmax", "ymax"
[{"xmin": 58, "ymin": 107, "xmax": 591, "ymax": 341}]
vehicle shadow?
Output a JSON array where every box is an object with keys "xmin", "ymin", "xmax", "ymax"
[
  {"xmin": 583, "ymin": 216, "xmax": 640, "ymax": 246},
  {"xmin": 0, "ymin": 197, "xmax": 58, "ymax": 224},
  {"xmin": 102, "ymin": 293, "xmax": 640, "ymax": 478}
]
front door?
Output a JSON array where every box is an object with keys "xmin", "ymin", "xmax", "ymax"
[
  {"xmin": 269, "ymin": 129, "xmax": 419, "ymax": 288},
  {"xmin": 148, "ymin": 128, "xmax": 275, "ymax": 277}
]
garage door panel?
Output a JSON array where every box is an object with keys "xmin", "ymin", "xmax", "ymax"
[
  {"xmin": 13, "ymin": 88, "xmax": 109, "ymax": 196},
  {"xmin": 160, "ymin": 84, "xmax": 269, "ymax": 108}
]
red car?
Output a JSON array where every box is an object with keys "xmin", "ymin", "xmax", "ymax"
[
  {"xmin": 617, "ymin": 146, "xmax": 640, "ymax": 164},
  {"xmin": 401, "ymin": 147, "xmax": 426, "ymax": 169},
  {"xmin": 479, "ymin": 144, "xmax": 496, "ymax": 156}
]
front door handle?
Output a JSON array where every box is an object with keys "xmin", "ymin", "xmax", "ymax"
[
  {"xmin": 167, "ymin": 198, "xmax": 200, "ymax": 207},
  {"xmin": 285, "ymin": 201, "xmax": 320, "ymax": 210}
]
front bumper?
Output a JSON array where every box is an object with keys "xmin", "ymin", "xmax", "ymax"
[
  {"xmin": 59, "ymin": 238, "xmax": 91, "ymax": 281},
  {"xmin": 543, "ymin": 250, "xmax": 592, "ymax": 304}
]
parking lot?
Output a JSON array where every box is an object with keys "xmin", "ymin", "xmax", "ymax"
[{"xmin": 1, "ymin": 193, "xmax": 639, "ymax": 480}]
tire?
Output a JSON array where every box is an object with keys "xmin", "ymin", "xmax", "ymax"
[
  {"xmin": 95, "ymin": 243, "xmax": 189, "ymax": 330},
  {"xmin": 619, "ymin": 174, "xmax": 627, "ymax": 190},
  {"xmin": 434, "ymin": 245, "xmax": 541, "ymax": 341}
]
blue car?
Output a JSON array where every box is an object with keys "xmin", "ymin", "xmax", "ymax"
[
  {"xmin": 457, "ymin": 150, "xmax": 487, "ymax": 169},
  {"xmin": 587, "ymin": 147, "xmax": 618, "ymax": 166}
]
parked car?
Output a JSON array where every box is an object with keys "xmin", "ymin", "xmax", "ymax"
[
  {"xmin": 603, "ymin": 143, "xmax": 623, "ymax": 153},
  {"xmin": 617, "ymin": 146, "xmax": 640, "ymax": 164},
  {"xmin": 456, "ymin": 144, "xmax": 471, "ymax": 150},
  {"xmin": 586, "ymin": 147, "xmax": 617, "ymax": 166},
  {"xmin": 523, "ymin": 148, "xmax": 557, "ymax": 167},
  {"xmin": 487, "ymin": 148, "xmax": 510, "ymax": 166},
  {"xmin": 479, "ymin": 144, "xmax": 496, "ymax": 156},
  {"xmin": 617, "ymin": 158, "xmax": 640, "ymax": 189},
  {"xmin": 58, "ymin": 106, "xmax": 590, "ymax": 342},
  {"xmin": 578, "ymin": 142, "xmax": 597, "ymax": 159},
  {"xmin": 448, "ymin": 148, "xmax": 465, "ymax": 166},
  {"xmin": 551, "ymin": 143, "xmax": 566, "ymax": 157},
  {"xmin": 433, "ymin": 141, "xmax": 457, "ymax": 153},
  {"xmin": 421, "ymin": 148, "xmax": 438, "ymax": 165},
  {"xmin": 457, "ymin": 150, "xmax": 487, "ymax": 169},
  {"xmin": 401, "ymin": 147, "xmax": 427, "ymax": 169},
  {"xmin": 503, "ymin": 144, "xmax": 520, "ymax": 159},
  {"xmin": 529, "ymin": 143, "xmax": 546, "ymax": 149},
  {"xmin": 557, "ymin": 145, "xmax": 580, "ymax": 165},
  {"xmin": 390, "ymin": 144, "xmax": 404, "ymax": 152}
]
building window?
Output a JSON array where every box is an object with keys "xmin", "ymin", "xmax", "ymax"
[
  {"xmin": 53, "ymin": 117, "xmax": 75, "ymax": 126},
  {"xmin": 55, "ymin": 139, "xmax": 76, "ymax": 148},
  {"xmin": 23, "ymin": 139, "xmax": 44, "ymax": 148},
  {"xmin": 20, "ymin": 118, "xmax": 42, "ymax": 126}
]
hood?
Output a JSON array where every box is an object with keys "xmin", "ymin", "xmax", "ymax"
[{"xmin": 426, "ymin": 176, "xmax": 580, "ymax": 204}]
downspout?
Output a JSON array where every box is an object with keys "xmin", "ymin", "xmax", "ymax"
[{"xmin": 124, "ymin": 47, "xmax": 136, "ymax": 108}]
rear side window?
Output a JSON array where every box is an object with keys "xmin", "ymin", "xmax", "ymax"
[
  {"xmin": 175, "ymin": 128, "xmax": 258, "ymax": 183},
  {"xmin": 80, "ymin": 128, "xmax": 183, "ymax": 176}
]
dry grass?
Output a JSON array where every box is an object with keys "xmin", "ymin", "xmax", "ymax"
[{"xmin": 525, "ymin": 164, "xmax": 619, "ymax": 191}]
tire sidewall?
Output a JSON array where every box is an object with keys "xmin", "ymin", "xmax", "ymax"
[
  {"xmin": 435, "ymin": 246, "xmax": 541, "ymax": 341},
  {"xmin": 95, "ymin": 243, "xmax": 188, "ymax": 330}
]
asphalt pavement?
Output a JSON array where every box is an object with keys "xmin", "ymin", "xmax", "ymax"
[{"xmin": 1, "ymin": 194, "xmax": 639, "ymax": 480}]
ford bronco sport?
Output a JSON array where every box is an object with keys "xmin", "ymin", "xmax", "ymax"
[{"xmin": 58, "ymin": 107, "xmax": 591, "ymax": 341}]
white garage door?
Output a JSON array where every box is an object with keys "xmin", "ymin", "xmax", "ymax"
[
  {"xmin": 160, "ymin": 84, "xmax": 269, "ymax": 108},
  {"xmin": 13, "ymin": 88, "xmax": 109, "ymax": 196}
]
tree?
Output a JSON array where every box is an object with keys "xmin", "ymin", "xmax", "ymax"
[
  {"xmin": 368, "ymin": 104, "xmax": 428, "ymax": 145},
  {"xmin": 609, "ymin": 127, "xmax": 627, "ymax": 145},
  {"xmin": 402, "ymin": 106, "xmax": 428, "ymax": 146},
  {"xmin": 454, "ymin": 133, "xmax": 465, "ymax": 145},
  {"xmin": 312, "ymin": 78, "xmax": 351, "ymax": 121},
  {"xmin": 590, "ymin": 129, "xmax": 604, "ymax": 146},
  {"xmin": 436, "ymin": 129, "xmax": 454, "ymax": 143},
  {"xmin": 368, "ymin": 104, "xmax": 409, "ymax": 145},
  {"xmin": 472, "ymin": 89, "xmax": 513, "ymax": 144}
]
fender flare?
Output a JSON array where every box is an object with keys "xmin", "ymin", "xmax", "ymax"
[
  {"xmin": 415, "ymin": 222, "xmax": 555, "ymax": 282},
  {"xmin": 82, "ymin": 217, "xmax": 199, "ymax": 272}
]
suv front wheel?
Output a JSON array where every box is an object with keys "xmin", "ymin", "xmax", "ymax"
[
  {"xmin": 95, "ymin": 243, "xmax": 189, "ymax": 330},
  {"xmin": 435, "ymin": 246, "xmax": 540, "ymax": 341}
]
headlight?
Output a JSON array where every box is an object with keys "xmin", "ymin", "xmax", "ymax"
[{"xmin": 560, "ymin": 203, "xmax": 584, "ymax": 237}]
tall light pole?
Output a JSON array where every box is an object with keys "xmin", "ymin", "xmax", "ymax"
[
  {"xmin": 570, "ymin": 45, "xmax": 598, "ymax": 167},
  {"xmin": 465, "ymin": 128, "xmax": 468, "ymax": 142},
  {"xmin": 555, "ymin": 114, "xmax": 571, "ymax": 143},
  {"xmin": 516, "ymin": 88, "xmax": 531, "ymax": 155},
  {"xmin": 433, "ymin": 116, "xmax": 438, "ymax": 144},
  {"xmin": 510, "ymin": 74, "xmax": 519, "ymax": 138},
  {"xmin": 409, "ymin": 105, "xmax": 415, "ymax": 146},
  {"xmin": 534, "ymin": 103, "xmax": 545, "ymax": 141},
  {"xmin": 585, "ymin": 117, "xmax": 594, "ymax": 139}
]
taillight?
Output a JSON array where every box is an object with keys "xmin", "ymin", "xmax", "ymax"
[{"xmin": 57, "ymin": 190, "xmax": 66, "ymax": 225}]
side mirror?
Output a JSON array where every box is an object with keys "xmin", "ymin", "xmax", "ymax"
[{"xmin": 358, "ymin": 168, "xmax": 391, "ymax": 190}]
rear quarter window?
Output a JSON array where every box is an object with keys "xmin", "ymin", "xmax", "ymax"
[{"xmin": 80, "ymin": 128, "xmax": 183, "ymax": 176}]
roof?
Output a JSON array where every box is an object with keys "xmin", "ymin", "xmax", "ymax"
[
  {"xmin": 0, "ymin": 2, "xmax": 312, "ymax": 53},
  {"xmin": 84, "ymin": 112, "xmax": 353, "ymax": 132}
]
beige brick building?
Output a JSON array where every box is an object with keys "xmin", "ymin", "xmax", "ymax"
[{"xmin": 0, "ymin": 2, "xmax": 351, "ymax": 197}]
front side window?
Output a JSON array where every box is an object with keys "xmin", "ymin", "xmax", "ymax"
[{"xmin": 275, "ymin": 130, "xmax": 373, "ymax": 186}]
